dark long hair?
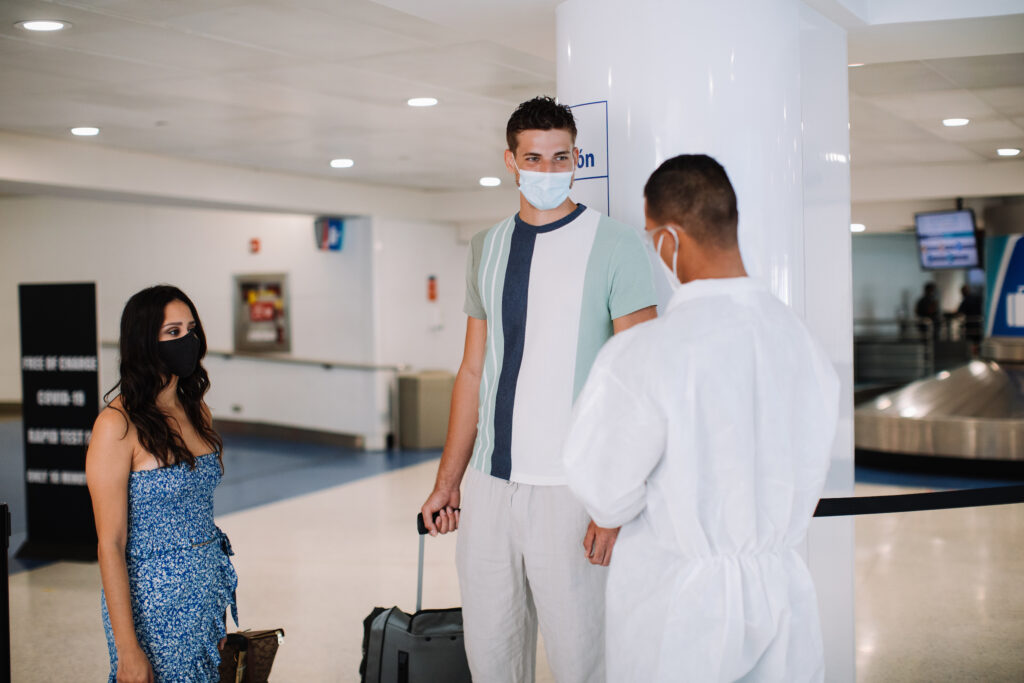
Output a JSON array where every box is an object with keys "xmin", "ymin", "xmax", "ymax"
[{"xmin": 104, "ymin": 285, "xmax": 223, "ymax": 469}]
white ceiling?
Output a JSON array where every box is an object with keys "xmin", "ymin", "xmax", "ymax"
[
  {"xmin": 0, "ymin": 0, "xmax": 556, "ymax": 191},
  {"xmin": 850, "ymin": 53, "xmax": 1024, "ymax": 166},
  {"xmin": 0, "ymin": 0, "xmax": 1021, "ymax": 206}
]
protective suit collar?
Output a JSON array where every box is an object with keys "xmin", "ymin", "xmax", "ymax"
[{"xmin": 665, "ymin": 276, "xmax": 762, "ymax": 313}]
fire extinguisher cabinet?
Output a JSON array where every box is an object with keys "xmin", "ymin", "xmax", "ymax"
[{"xmin": 398, "ymin": 370, "xmax": 455, "ymax": 450}]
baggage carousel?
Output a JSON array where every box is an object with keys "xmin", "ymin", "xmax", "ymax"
[{"xmin": 855, "ymin": 338, "xmax": 1024, "ymax": 461}]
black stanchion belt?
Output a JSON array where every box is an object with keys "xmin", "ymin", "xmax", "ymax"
[{"xmin": 814, "ymin": 484, "xmax": 1024, "ymax": 517}]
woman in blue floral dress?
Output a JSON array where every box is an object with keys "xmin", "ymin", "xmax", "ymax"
[{"xmin": 86, "ymin": 286, "xmax": 237, "ymax": 682}]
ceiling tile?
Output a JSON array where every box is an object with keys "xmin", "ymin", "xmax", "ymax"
[
  {"xmin": 850, "ymin": 139, "xmax": 984, "ymax": 165},
  {"xmin": 343, "ymin": 41, "xmax": 554, "ymax": 92},
  {"xmin": 849, "ymin": 61, "xmax": 954, "ymax": 96},
  {"xmin": 961, "ymin": 140, "xmax": 1024, "ymax": 159},
  {"xmin": 928, "ymin": 118, "xmax": 1024, "ymax": 142},
  {"xmin": 0, "ymin": 9, "xmax": 303, "ymax": 75},
  {"xmin": 867, "ymin": 89, "xmax": 998, "ymax": 123},
  {"xmin": 254, "ymin": 62, "xmax": 459, "ymax": 107},
  {"xmin": 13, "ymin": 0, "xmax": 255, "ymax": 23},
  {"xmin": 0, "ymin": 66, "xmax": 93, "ymax": 97},
  {"xmin": 0, "ymin": 35, "xmax": 186, "ymax": 84},
  {"xmin": 926, "ymin": 53, "xmax": 1024, "ymax": 89},
  {"xmin": 157, "ymin": 4, "xmax": 434, "ymax": 62},
  {"xmin": 973, "ymin": 86, "xmax": 1024, "ymax": 117},
  {"xmin": 850, "ymin": 97, "xmax": 934, "ymax": 142}
]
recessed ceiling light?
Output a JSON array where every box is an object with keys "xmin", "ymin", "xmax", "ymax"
[
  {"xmin": 479, "ymin": 177, "xmax": 501, "ymax": 187},
  {"xmin": 329, "ymin": 158, "xmax": 354, "ymax": 168},
  {"xmin": 996, "ymin": 148, "xmax": 1021, "ymax": 157},
  {"xmin": 847, "ymin": 63, "xmax": 865, "ymax": 67},
  {"xmin": 70, "ymin": 127, "xmax": 99, "ymax": 136},
  {"xmin": 850, "ymin": 223, "xmax": 866, "ymax": 233},
  {"xmin": 407, "ymin": 97, "xmax": 438, "ymax": 107},
  {"xmin": 942, "ymin": 118, "xmax": 969, "ymax": 127},
  {"xmin": 16, "ymin": 20, "xmax": 71, "ymax": 32}
]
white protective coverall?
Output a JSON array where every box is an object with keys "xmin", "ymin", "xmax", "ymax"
[{"xmin": 564, "ymin": 277, "xmax": 839, "ymax": 682}]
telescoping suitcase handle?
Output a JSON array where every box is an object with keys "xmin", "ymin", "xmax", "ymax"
[
  {"xmin": 416, "ymin": 510, "xmax": 460, "ymax": 535},
  {"xmin": 414, "ymin": 510, "xmax": 460, "ymax": 612}
]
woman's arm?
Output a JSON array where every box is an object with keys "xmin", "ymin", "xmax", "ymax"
[{"xmin": 86, "ymin": 408, "xmax": 153, "ymax": 683}]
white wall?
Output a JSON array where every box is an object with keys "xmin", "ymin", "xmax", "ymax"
[
  {"xmin": 373, "ymin": 219, "xmax": 468, "ymax": 374},
  {"xmin": 1, "ymin": 195, "xmax": 469, "ymax": 446},
  {"xmin": 851, "ymin": 232, "xmax": 967, "ymax": 320},
  {"xmin": 0, "ymin": 196, "xmax": 377, "ymax": 363}
]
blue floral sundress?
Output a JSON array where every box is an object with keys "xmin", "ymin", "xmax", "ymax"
[{"xmin": 102, "ymin": 452, "xmax": 238, "ymax": 682}]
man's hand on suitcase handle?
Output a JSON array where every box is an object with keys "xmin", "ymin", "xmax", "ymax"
[
  {"xmin": 417, "ymin": 508, "xmax": 462, "ymax": 535},
  {"xmin": 420, "ymin": 487, "xmax": 462, "ymax": 536}
]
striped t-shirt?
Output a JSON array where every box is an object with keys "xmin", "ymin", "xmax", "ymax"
[{"xmin": 464, "ymin": 204, "xmax": 656, "ymax": 485}]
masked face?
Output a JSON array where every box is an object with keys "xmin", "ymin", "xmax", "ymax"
[
  {"xmin": 513, "ymin": 159, "xmax": 574, "ymax": 211},
  {"xmin": 507, "ymin": 129, "xmax": 577, "ymax": 212},
  {"xmin": 158, "ymin": 299, "xmax": 200, "ymax": 379}
]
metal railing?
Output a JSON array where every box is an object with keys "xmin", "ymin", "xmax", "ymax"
[
  {"xmin": 854, "ymin": 318, "xmax": 937, "ymax": 382},
  {"xmin": 853, "ymin": 317, "xmax": 982, "ymax": 385},
  {"xmin": 853, "ymin": 316, "xmax": 984, "ymax": 343}
]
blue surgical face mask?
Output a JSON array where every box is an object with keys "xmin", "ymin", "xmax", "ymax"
[{"xmin": 513, "ymin": 160, "xmax": 574, "ymax": 211}]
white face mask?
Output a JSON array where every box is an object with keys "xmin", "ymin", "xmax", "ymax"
[
  {"xmin": 513, "ymin": 159, "xmax": 574, "ymax": 211},
  {"xmin": 646, "ymin": 225, "xmax": 681, "ymax": 292}
]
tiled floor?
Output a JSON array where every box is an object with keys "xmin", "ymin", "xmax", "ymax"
[
  {"xmin": 5, "ymin": 421, "xmax": 1024, "ymax": 681},
  {"xmin": 853, "ymin": 483, "xmax": 1024, "ymax": 681}
]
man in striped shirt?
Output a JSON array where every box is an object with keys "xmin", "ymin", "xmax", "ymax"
[{"xmin": 421, "ymin": 96, "xmax": 656, "ymax": 682}]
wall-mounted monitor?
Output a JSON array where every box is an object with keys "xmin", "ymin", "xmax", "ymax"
[{"xmin": 915, "ymin": 209, "xmax": 979, "ymax": 270}]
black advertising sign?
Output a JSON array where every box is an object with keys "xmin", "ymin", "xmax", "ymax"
[{"xmin": 18, "ymin": 283, "xmax": 99, "ymax": 560}]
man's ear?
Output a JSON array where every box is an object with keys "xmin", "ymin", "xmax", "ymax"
[{"xmin": 504, "ymin": 149, "xmax": 518, "ymax": 179}]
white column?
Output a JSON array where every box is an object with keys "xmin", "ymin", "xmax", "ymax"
[
  {"xmin": 557, "ymin": 1, "xmax": 854, "ymax": 680},
  {"xmin": 800, "ymin": 5, "xmax": 857, "ymax": 681}
]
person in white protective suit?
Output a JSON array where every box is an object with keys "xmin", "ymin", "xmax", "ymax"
[{"xmin": 564, "ymin": 154, "xmax": 840, "ymax": 682}]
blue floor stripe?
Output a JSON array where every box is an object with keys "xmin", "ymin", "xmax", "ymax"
[{"xmin": 214, "ymin": 432, "xmax": 440, "ymax": 516}]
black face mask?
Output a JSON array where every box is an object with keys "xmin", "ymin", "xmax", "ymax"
[{"xmin": 158, "ymin": 331, "xmax": 200, "ymax": 378}]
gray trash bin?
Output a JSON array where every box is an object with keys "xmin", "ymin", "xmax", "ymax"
[{"xmin": 398, "ymin": 370, "xmax": 455, "ymax": 450}]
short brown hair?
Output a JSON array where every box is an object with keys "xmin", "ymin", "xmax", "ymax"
[
  {"xmin": 506, "ymin": 96, "xmax": 577, "ymax": 153},
  {"xmin": 644, "ymin": 154, "xmax": 738, "ymax": 249}
]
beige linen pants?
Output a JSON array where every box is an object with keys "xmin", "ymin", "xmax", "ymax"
[{"xmin": 456, "ymin": 467, "xmax": 607, "ymax": 683}]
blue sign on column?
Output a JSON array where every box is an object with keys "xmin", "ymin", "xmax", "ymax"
[
  {"xmin": 568, "ymin": 101, "xmax": 610, "ymax": 215},
  {"xmin": 985, "ymin": 234, "xmax": 1024, "ymax": 337}
]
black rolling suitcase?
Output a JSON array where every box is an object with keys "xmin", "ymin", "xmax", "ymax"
[{"xmin": 359, "ymin": 513, "xmax": 472, "ymax": 682}]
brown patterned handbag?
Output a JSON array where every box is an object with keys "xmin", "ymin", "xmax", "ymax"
[{"xmin": 217, "ymin": 628, "xmax": 285, "ymax": 683}]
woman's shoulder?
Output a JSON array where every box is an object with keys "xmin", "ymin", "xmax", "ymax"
[
  {"xmin": 87, "ymin": 400, "xmax": 139, "ymax": 473},
  {"xmin": 92, "ymin": 399, "xmax": 133, "ymax": 442}
]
